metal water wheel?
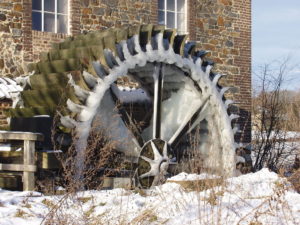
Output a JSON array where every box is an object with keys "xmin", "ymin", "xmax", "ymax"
[{"xmin": 11, "ymin": 25, "xmax": 241, "ymax": 188}]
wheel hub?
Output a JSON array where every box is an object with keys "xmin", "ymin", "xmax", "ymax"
[{"xmin": 137, "ymin": 139, "xmax": 172, "ymax": 188}]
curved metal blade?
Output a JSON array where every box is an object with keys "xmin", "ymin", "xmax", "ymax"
[{"xmin": 168, "ymin": 95, "xmax": 211, "ymax": 148}]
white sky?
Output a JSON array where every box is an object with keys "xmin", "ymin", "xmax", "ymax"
[{"xmin": 252, "ymin": 0, "xmax": 300, "ymax": 89}]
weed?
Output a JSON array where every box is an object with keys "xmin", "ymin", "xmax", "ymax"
[
  {"xmin": 131, "ymin": 209, "xmax": 158, "ymax": 224},
  {"xmin": 42, "ymin": 199, "xmax": 55, "ymax": 208},
  {"xmin": 77, "ymin": 197, "xmax": 92, "ymax": 204},
  {"xmin": 15, "ymin": 209, "xmax": 28, "ymax": 218},
  {"xmin": 84, "ymin": 205, "xmax": 96, "ymax": 218}
]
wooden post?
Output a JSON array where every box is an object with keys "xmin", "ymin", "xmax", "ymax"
[
  {"xmin": 0, "ymin": 131, "xmax": 43, "ymax": 191},
  {"xmin": 23, "ymin": 140, "xmax": 36, "ymax": 191}
]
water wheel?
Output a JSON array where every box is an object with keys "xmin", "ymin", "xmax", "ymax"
[{"xmin": 9, "ymin": 25, "xmax": 241, "ymax": 188}]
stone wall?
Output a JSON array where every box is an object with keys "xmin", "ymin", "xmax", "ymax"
[
  {"xmin": 78, "ymin": 0, "xmax": 157, "ymax": 32},
  {"xmin": 189, "ymin": 0, "xmax": 251, "ymax": 143},
  {"xmin": 0, "ymin": 0, "xmax": 24, "ymax": 77}
]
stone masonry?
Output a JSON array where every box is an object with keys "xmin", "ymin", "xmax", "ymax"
[{"xmin": 0, "ymin": 0, "xmax": 251, "ymax": 143}]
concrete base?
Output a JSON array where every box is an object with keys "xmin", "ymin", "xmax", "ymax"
[{"xmin": 102, "ymin": 177, "xmax": 133, "ymax": 189}]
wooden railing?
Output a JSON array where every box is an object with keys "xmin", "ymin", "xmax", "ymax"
[{"xmin": 0, "ymin": 131, "xmax": 44, "ymax": 191}]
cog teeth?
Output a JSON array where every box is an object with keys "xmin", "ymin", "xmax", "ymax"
[
  {"xmin": 213, "ymin": 74, "xmax": 222, "ymax": 85},
  {"xmin": 73, "ymin": 85, "xmax": 90, "ymax": 102},
  {"xmin": 194, "ymin": 57, "xmax": 202, "ymax": 66},
  {"xmin": 116, "ymin": 43, "xmax": 125, "ymax": 61},
  {"xmin": 60, "ymin": 116, "xmax": 77, "ymax": 129},
  {"xmin": 233, "ymin": 126, "xmax": 241, "ymax": 134},
  {"xmin": 104, "ymin": 49, "xmax": 119, "ymax": 69},
  {"xmin": 225, "ymin": 99, "xmax": 235, "ymax": 109},
  {"xmin": 220, "ymin": 87, "xmax": 231, "ymax": 96},
  {"xmin": 229, "ymin": 114, "xmax": 239, "ymax": 121},
  {"xmin": 236, "ymin": 155, "xmax": 246, "ymax": 164},
  {"xmin": 82, "ymin": 71, "xmax": 99, "ymax": 88},
  {"xmin": 195, "ymin": 50, "xmax": 210, "ymax": 58},
  {"xmin": 156, "ymin": 33, "xmax": 164, "ymax": 52},
  {"xmin": 206, "ymin": 65, "xmax": 213, "ymax": 75},
  {"xmin": 92, "ymin": 61, "xmax": 108, "ymax": 78},
  {"xmin": 184, "ymin": 42, "xmax": 196, "ymax": 58},
  {"xmin": 66, "ymin": 99, "xmax": 85, "ymax": 114}
]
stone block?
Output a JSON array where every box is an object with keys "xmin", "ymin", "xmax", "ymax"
[
  {"xmin": 93, "ymin": 7, "xmax": 105, "ymax": 16},
  {"xmin": 0, "ymin": 59, "xmax": 4, "ymax": 69},
  {"xmin": 13, "ymin": 3, "xmax": 22, "ymax": 12},
  {"xmin": 11, "ymin": 28, "xmax": 22, "ymax": 36},
  {"xmin": 0, "ymin": 24, "xmax": 9, "ymax": 32},
  {"xmin": 0, "ymin": 13, "xmax": 6, "ymax": 21}
]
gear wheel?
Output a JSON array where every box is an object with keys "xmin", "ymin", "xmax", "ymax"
[{"xmin": 11, "ymin": 25, "xmax": 240, "ymax": 188}]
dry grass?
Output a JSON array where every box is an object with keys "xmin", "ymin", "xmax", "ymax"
[
  {"xmin": 15, "ymin": 209, "xmax": 29, "ymax": 218},
  {"xmin": 131, "ymin": 208, "xmax": 158, "ymax": 225},
  {"xmin": 42, "ymin": 199, "xmax": 56, "ymax": 208},
  {"xmin": 287, "ymin": 168, "xmax": 300, "ymax": 193}
]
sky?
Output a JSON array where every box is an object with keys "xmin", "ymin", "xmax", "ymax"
[{"xmin": 252, "ymin": 0, "xmax": 300, "ymax": 89}]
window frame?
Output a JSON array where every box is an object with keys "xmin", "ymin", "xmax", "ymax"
[
  {"xmin": 32, "ymin": 0, "xmax": 69, "ymax": 34},
  {"xmin": 158, "ymin": 0, "xmax": 188, "ymax": 34}
]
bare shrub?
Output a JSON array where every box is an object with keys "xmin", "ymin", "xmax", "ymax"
[{"xmin": 252, "ymin": 58, "xmax": 300, "ymax": 172}]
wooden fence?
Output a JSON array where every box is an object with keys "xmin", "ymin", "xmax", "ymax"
[{"xmin": 0, "ymin": 131, "xmax": 44, "ymax": 191}]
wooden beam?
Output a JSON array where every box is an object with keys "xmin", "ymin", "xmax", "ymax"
[
  {"xmin": 0, "ymin": 163, "xmax": 36, "ymax": 172},
  {"xmin": 0, "ymin": 132, "xmax": 44, "ymax": 141},
  {"xmin": 23, "ymin": 140, "xmax": 36, "ymax": 191}
]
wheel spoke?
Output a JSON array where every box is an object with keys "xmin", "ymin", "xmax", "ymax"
[
  {"xmin": 150, "ymin": 141, "xmax": 162, "ymax": 160},
  {"xmin": 139, "ymin": 170, "xmax": 155, "ymax": 179},
  {"xmin": 168, "ymin": 95, "xmax": 211, "ymax": 148},
  {"xmin": 141, "ymin": 156, "xmax": 153, "ymax": 164},
  {"xmin": 152, "ymin": 63, "xmax": 164, "ymax": 139},
  {"xmin": 163, "ymin": 142, "xmax": 168, "ymax": 157}
]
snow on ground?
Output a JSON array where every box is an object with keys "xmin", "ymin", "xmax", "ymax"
[
  {"xmin": 167, "ymin": 172, "xmax": 220, "ymax": 181},
  {"xmin": 0, "ymin": 169, "xmax": 299, "ymax": 225}
]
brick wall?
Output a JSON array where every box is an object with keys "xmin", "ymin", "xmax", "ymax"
[
  {"xmin": 32, "ymin": 31, "xmax": 68, "ymax": 62},
  {"xmin": 232, "ymin": 0, "xmax": 252, "ymax": 143}
]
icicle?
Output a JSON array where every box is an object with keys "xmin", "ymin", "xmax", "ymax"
[
  {"xmin": 236, "ymin": 155, "xmax": 245, "ymax": 164},
  {"xmin": 60, "ymin": 116, "xmax": 77, "ymax": 129},
  {"xmin": 205, "ymin": 65, "xmax": 212, "ymax": 76},
  {"xmin": 66, "ymin": 99, "xmax": 85, "ymax": 114},
  {"xmin": 232, "ymin": 126, "xmax": 241, "ymax": 134},
  {"xmin": 73, "ymin": 85, "xmax": 90, "ymax": 102},
  {"xmin": 229, "ymin": 114, "xmax": 239, "ymax": 121},
  {"xmin": 213, "ymin": 74, "xmax": 222, "ymax": 85},
  {"xmin": 220, "ymin": 87, "xmax": 230, "ymax": 96},
  {"xmin": 225, "ymin": 99, "xmax": 235, "ymax": 109}
]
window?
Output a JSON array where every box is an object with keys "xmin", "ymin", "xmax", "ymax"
[
  {"xmin": 158, "ymin": 0, "xmax": 187, "ymax": 34},
  {"xmin": 32, "ymin": 0, "xmax": 69, "ymax": 34}
]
